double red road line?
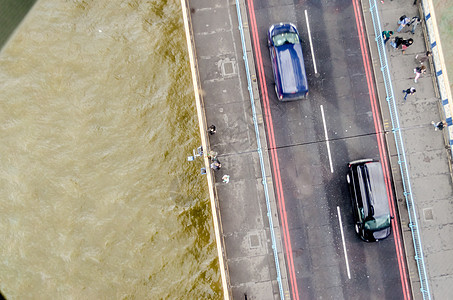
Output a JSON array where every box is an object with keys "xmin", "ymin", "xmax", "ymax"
[
  {"xmin": 245, "ymin": 0, "xmax": 299, "ymax": 299},
  {"xmin": 351, "ymin": 0, "xmax": 411, "ymax": 299}
]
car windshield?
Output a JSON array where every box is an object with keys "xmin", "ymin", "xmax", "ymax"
[
  {"xmin": 272, "ymin": 32, "xmax": 299, "ymax": 47},
  {"xmin": 364, "ymin": 215, "xmax": 390, "ymax": 231}
]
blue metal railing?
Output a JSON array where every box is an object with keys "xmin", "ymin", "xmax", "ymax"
[
  {"xmin": 234, "ymin": 1, "xmax": 285, "ymax": 299},
  {"xmin": 367, "ymin": 1, "xmax": 431, "ymax": 299}
]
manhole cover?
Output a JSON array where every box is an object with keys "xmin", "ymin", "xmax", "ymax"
[
  {"xmin": 423, "ymin": 208, "xmax": 433, "ymax": 221},
  {"xmin": 249, "ymin": 234, "xmax": 260, "ymax": 248},
  {"xmin": 223, "ymin": 61, "xmax": 234, "ymax": 75},
  {"xmin": 220, "ymin": 59, "xmax": 236, "ymax": 77}
]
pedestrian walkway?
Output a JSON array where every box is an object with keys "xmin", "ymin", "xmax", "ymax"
[
  {"xmin": 181, "ymin": 0, "xmax": 290, "ymax": 299},
  {"xmin": 361, "ymin": 1, "xmax": 453, "ymax": 299}
]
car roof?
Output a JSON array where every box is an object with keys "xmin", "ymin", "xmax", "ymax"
[
  {"xmin": 275, "ymin": 43, "xmax": 307, "ymax": 94},
  {"xmin": 362, "ymin": 162, "xmax": 390, "ymax": 217}
]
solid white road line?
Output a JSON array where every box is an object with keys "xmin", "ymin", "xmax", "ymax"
[
  {"xmin": 337, "ymin": 206, "xmax": 351, "ymax": 279},
  {"xmin": 305, "ymin": 9, "xmax": 318, "ymax": 75},
  {"xmin": 320, "ymin": 105, "xmax": 334, "ymax": 173}
]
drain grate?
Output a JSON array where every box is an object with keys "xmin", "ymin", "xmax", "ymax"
[
  {"xmin": 222, "ymin": 61, "xmax": 234, "ymax": 75},
  {"xmin": 249, "ymin": 233, "xmax": 260, "ymax": 248},
  {"xmin": 220, "ymin": 58, "xmax": 236, "ymax": 77}
]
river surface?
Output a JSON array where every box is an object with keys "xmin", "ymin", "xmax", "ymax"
[{"xmin": 0, "ymin": 0, "xmax": 221, "ymax": 298}]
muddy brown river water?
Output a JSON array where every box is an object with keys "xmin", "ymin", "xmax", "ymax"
[{"xmin": 0, "ymin": 0, "xmax": 221, "ymax": 298}]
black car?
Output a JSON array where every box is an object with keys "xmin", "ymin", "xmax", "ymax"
[{"xmin": 346, "ymin": 159, "xmax": 392, "ymax": 242}]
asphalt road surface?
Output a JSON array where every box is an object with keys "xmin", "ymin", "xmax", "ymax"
[{"xmin": 246, "ymin": 0, "xmax": 411, "ymax": 299}]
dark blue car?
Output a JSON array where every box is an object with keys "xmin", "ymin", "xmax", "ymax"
[{"xmin": 268, "ymin": 23, "xmax": 308, "ymax": 101}]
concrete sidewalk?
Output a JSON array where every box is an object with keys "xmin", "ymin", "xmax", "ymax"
[
  {"xmin": 362, "ymin": 0, "xmax": 453, "ymax": 299},
  {"xmin": 185, "ymin": 0, "xmax": 291, "ymax": 299}
]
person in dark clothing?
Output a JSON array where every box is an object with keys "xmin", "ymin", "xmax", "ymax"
[
  {"xmin": 401, "ymin": 38, "xmax": 414, "ymax": 53},
  {"xmin": 402, "ymin": 87, "xmax": 416, "ymax": 101},
  {"xmin": 390, "ymin": 36, "xmax": 404, "ymax": 49},
  {"xmin": 431, "ymin": 121, "xmax": 447, "ymax": 131},
  {"xmin": 390, "ymin": 37, "xmax": 413, "ymax": 53},
  {"xmin": 208, "ymin": 124, "xmax": 216, "ymax": 135},
  {"xmin": 402, "ymin": 38, "xmax": 414, "ymax": 47}
]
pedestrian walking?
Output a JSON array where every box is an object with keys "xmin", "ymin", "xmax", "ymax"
[
  {"xmin": 402, "ymin": 87, "xmax": 416, "ymax": 101},
  {"xmin": 431, "ymin": 120, "xmax": 447, "ymax": 131},
  {"xmin": 409, "ymin": 16, "xmax": 420, "ymax": 34},
  {"xmin": 397, "ymin": 15, "xmax": 410, "ymax": 32},
  {"xmin": 222, "ymin": 174, "xmax": 230, "ymax": 183},
  {"xmin": 382, "ymin": 30, "xmax": 393, "ymax": 44},
  {"xmin": 415, "ymin": 51, "xmax": 432, "ymax": 65},
  {"xmin": 208, "ymin": 124, "xmax": 216, "ymax": 135},
  {"xmin": 390, "ymin": 36, "xmax": 404, "ymax": 49},
  {"xmin": 401, "ymin": 38, "xmax": 414, "ymax": 54},
  {"xmin": 414, "ymin": 65, "xmax": 426, "ymax": 83}
]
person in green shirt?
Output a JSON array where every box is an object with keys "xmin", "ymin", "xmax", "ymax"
[{"xmin": 382, "ymin": 30, "xmax": 393, "ymax": 45}]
